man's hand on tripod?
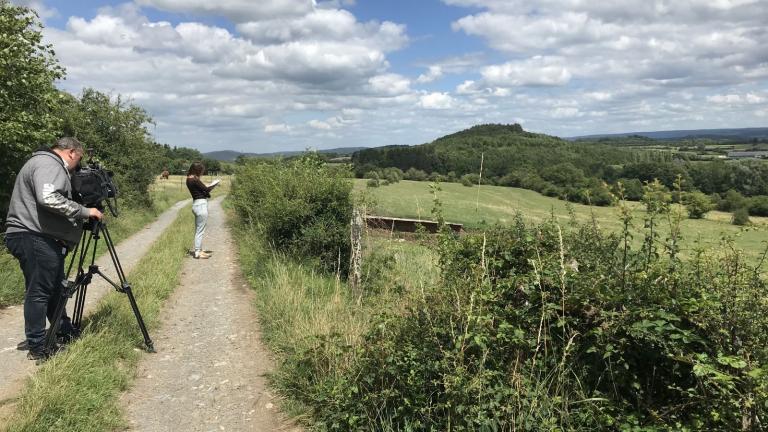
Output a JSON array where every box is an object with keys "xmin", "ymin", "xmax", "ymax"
[{"xmin": 88, "ymin": 208, "xmax": 104, "ymax": 220}]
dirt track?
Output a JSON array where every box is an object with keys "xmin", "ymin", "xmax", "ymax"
[
  {"xmin": 122, "ymin": 198, "xmax": 299, "ymax": 431},
  {"xmin": 0, "ymin": 199, "xmax": 189, "ymax": 423}
]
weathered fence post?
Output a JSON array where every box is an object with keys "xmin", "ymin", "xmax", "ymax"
[{"xmin": 349, "ymin": 207, "xmax": 364, "ymax": 299}]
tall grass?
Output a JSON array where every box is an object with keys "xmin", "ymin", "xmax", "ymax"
[
  {"xmin": 3, "ymin": 205, "xmax": 192, "ymax": 432},
  {"xmin": 233, "ymin": 217, "xmax": 438, "ymax": 421}
]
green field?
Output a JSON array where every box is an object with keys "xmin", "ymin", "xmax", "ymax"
[{"xmin": 359, "ymin": 179, "xmax": 768, "ymax": 262}]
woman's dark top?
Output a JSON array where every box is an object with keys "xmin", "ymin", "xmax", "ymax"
[{"xmin": 186, "ymin": 177, "xmax": 213, "ymax": 200}]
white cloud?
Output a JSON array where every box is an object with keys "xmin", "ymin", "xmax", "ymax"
[
  {"xmin": 417, "ymin": 66, "xmax": 444, "ymax": 83},
  {"xmin": 550, "ymin": 107, "xmax": 582, "ymax": 118},
  {"xmin": 265, "ymin": 123, "xmax": 292, "ymax": 133},
  {"xmin": 708, "ymin": 94, "xmax": 743, "ymax": 104},
  {"xmin": 746, "ymin": 93, "xmax": 766, "ymax": 104},
  {"xmin": 419, "ymin": 92, "xmax": 456, "ymax": 109},
  {"xmin": 456, "ymin": 80, "xmax": 478, "ymax": 94},
  {"xmin": 481, "ymin": 56, "xmax": 572, "ymax": 87},
  {"xmin": 368, "ymin": 73, "xmax": 411, "ymax": 95},
  {"xmin": 135, "ymin": 0, "xmax": 315, "ymax": 22},
  {"xmin": 308, "ymin": 119, "xmax": 332, "ymax": 130}
]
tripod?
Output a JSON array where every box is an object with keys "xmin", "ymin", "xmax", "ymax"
[{"xmin": 44, "ymin": 218, "xmax": 155, "ymax": 354}]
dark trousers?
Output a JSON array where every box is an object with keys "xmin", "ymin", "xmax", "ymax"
[{"xmin": 4, "ymin": 232, "xmax": 73, "ymax": 352}]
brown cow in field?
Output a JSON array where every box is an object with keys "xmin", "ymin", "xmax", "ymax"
[{"xmin": 160, "ymin": 170, "xmax": 170, "ymax": 180}]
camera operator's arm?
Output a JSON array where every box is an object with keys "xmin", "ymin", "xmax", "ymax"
[{"xmin": 32, "ymin": 165, "xmax": 101, "ymax": 220}]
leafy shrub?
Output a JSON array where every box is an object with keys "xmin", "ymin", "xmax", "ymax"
[
  {"xmin": 718, "ymin": 189, "xmax": 747, "ymax": 212},
  {"xmin": 427, "ymin": 172, "xmax": 446, "ymax": 182},
  {"xmin": 732, "ymin": 207, "xmax": 750, "ymax": 225},
  {"xmin": 230, "ymin": 154, "xmax": 353, "ymax": 274},
  {"xmin": 381, "ymin": 167, "xmax": 403, "ymax": 184},
  {"xmin": 460, "ymin": 174, "xmax": 476, "ymax": 187},
  {"xmin": 615, "ymin": 178, "xmax": 644, "ymax": 201},
  {"xmin": 291, "ymin": 208, "xmax": 768, "ymax": 430},
  {"xmin": 683, "ymin": 190, "xmax": 715, "ymax": 219},
  {"xmin": 366, "ymin": 178, "xmax": 379, "ymax": 188},
  {"xmin": 748, "ymin": 195, "xmax": 768, "ymax": 217},
  {"xmin": 404, "ymin": 167, "xmax": 428, "ymax": 181}
]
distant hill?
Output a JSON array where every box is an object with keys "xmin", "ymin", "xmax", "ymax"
[
  {"xmin": 203, "ymin": 147, "xmax": 368, "ymax": 161},
  {"xmin": 351, "ymin": 123, "xmax": 634, "ymax": 178},
  {"xmin": 570, "ymin": 127, "xmax": 768, "ymax": 141}
]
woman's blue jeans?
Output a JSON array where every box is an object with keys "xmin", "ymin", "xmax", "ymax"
[{"xmin": 192, "ymin": 199, "xmax": 208, "ymax": 252}]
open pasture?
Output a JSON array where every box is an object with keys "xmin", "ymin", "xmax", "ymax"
[{"xmin": 359, "ymin": 179, "xmax": 768, "ymax": 262}]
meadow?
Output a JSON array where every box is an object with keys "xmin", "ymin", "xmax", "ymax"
[{"xmin": 359, "ymin": 179, "xmax": 768, "ymax": 263}]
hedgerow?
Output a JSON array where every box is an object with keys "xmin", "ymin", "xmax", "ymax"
[
  {"xmin": 230, "ymin": 154, "xmax": 353, "ymax": 274},
  {"xmin": 282, "ymin": 184, "xmax": 768, "ymax": 431}
]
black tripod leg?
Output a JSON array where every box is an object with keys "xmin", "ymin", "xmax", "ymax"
[
  {"xmin": 123, "ymin": 285, "xmax": 155, "ymax": 353},
  {"xmin": 72, "ymin": 283, "xmax": 88, "ymax": 330},
  {"xmin": 44, "ymin": 293, "xmax": 70, "ymax": 352},
  {"xmin": 71, "ymin": 233, "xmax": 96, "ymax": 331},
  {"xmin": 102, "ymin": 225, "xmax": 155, "ymax": 352}
]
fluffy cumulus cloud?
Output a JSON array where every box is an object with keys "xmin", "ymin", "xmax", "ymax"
[
  {"xmin": 15, "ymin": 0, "xmax": 768, "ymax": 151},
  {"xmin": 440, "ymin": 0, "xmax": 768, "ymax": 135},
  {"xmin": 420, "ymin": 92, "xmax": 456, "ymax": 109},
  {"xmin": 481, "ymin": 56, "xmax": 572, "ymax": 87},
  {"xmin": 135, "ymin": 0, "xmax": 315, "ymax": 22},
  {"xmin": 37, "ymin": 1, "xmax": 437, "ymax": 151}
]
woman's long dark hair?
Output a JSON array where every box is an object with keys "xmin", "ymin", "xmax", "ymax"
[{"xmin": 187, "ymin": 162, "xmax": 205, "ymax": 177}]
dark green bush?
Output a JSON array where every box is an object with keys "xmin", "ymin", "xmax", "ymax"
[
  {"xmin": 230, "ymin": 154, "xmax": 353, "ymax": 274},
  {"xmin": 291, "ymin": 211, "xmax": 768, "ymax": 431},
  {"xmin": 381, "ymin": 167, "xmax": 403, "ymax": 184},
  {"xmin": 748, "ymin": 196, "xmax": 768, "ymax": 217},
  {"xmin": 404, "ymin": 167, "xmax": 428, "ymax": 181},
  {"xmin": 733, "ymin": 207, "xmax": 750, "ymax": 225},
  {"xmin": 718, "ymin": 189, "xmax": 747, "ymax": 212},
  {"xmin": 460, "ymin": 174, "xmax": 477, "ymax": 187},
  {"xmin": 683, "ymin": 190, "xmax": 715, "ymax": 219}
]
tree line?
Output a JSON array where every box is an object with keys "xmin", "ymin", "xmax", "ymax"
[{"xmin": 354, "ymin": 123, "xmax": 768, "ymax": 221}]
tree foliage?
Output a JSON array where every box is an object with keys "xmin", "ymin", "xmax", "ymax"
[
  {"xmin": 0, "ymin": 1, "xmax": 64, "ymax": 217},
  {"xmin": 57, "ymin": 89, "xmax": 163, "ymax": 208},
  {"xmin": 230, "ymin": 154, "xmax": 353, "ymax": 274}
]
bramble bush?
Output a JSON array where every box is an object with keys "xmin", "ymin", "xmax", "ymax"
[
  {"xmin": 230, "ymin": 154, "xmax": 353, "ymax": 274},
  {"xmin": 284, "ymin": 182, "xmax": 768, "ymax": 431}
]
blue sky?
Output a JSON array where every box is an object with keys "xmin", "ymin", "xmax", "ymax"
[{"xmin": 15, "ymin": 0, "xmax": 768, "ymax": 153}]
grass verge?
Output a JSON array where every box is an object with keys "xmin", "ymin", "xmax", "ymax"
[
  {"xmin": 232, "ymin": 211, "xmax": 437, "ymax": 423},
  {"xmin": 3, "ymin": 204, "xmax": 192, "ymax": 432}
]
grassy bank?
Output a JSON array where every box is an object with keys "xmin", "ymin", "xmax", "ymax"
[
  {"xmin": 0, "ymin": 177, "xmax": 195, "ymax": 308},
  {"xmin": 360, "ymin": 179, "xmax": 768, "ymax": 261},
  {"xmin": 233, "ymin": 215, "xmax": 437, "ymax": 421},
  {"xmin": 3, "ymin": 204, "xmax": 192, "ymax": 431}
]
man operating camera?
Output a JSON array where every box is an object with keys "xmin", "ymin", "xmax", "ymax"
[{"xmin": 4, "ymin": 137, "xmax": 103, "ymax": 361}]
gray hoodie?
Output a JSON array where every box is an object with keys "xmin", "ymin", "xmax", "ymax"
[{"xmin": 5, "ymin": 150, "xmax": 90, "ymax": 248}]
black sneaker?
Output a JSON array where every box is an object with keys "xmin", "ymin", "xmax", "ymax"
[{"xmin": 16, "ymin": 340, "xmax": 29, "ymax": 351}]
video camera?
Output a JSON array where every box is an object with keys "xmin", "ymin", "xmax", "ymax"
[{"xmin": 71, "ymin": 157, "xmax": 119, "ymax": 217}]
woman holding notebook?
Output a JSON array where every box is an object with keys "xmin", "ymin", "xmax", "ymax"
[{"xmin": 186, "ymin": 162, "xmax": 220, "ymax": 259}]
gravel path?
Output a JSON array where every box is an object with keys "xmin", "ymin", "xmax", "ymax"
[
  {"xmin": 122, "ymin": 198, "xmax": 299, "ymax": 432},
  {"xmin": 0, "ymin": 199, "xmax": 189, "ymax": 421}
]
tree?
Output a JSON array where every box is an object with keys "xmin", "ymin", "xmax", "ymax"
[
  {"xmin": 732, "ymin": 207, "xmax": 750, "ymax": 226},
  {"xmin": 0, "ymin": 1, "xmax": 64, "ymax": 217},
  {"xmin": 57, "ymin": 89, "xmax": 163, "ymax": 208},
  {"xmin": 683, "ymin": 191, "xmax": 714, "ymax": 219}
]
